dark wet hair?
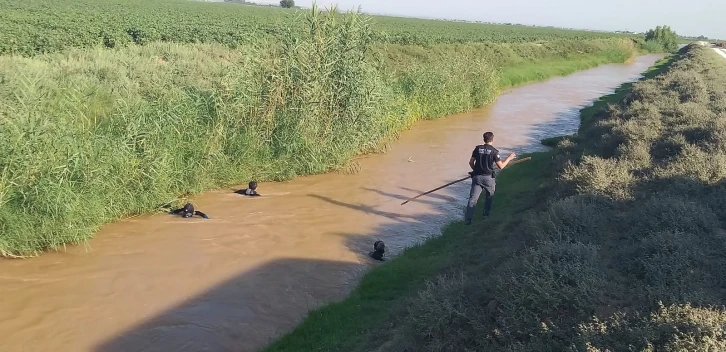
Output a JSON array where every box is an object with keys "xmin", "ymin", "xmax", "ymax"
[
  {"xmin": 249, "ymin": 181, "xmax": 257, "ymax": 190},
  {"xmin": 483, "ymin": 132, "xmax": 494, "ymax": 143},
  {"xmin": 374, "ymin": 240, "xmax": 385, "ymax": 253},
  {"xmin": 182, "ymin": 203, "xmax": 194, "ymax": 218}
]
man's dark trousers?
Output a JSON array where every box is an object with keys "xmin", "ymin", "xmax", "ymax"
[{"xmin": 465, "ymin": 174, "xmax": 495, "ymax": 221}]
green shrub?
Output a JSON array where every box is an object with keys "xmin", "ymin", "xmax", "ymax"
[
  {"xmin": 560, "ymin": 156, "xmax": 635, "ymax": 199},
  {"xmin": 640, "ymin": 39, "xmax": 665, "ymax": 53},
  {"xmin": 492, "ymin": 240, "xmax": 604, "ymax": 345},
  {"xmin": 576, "ymin": 303, "xmax": 726, "ymax": 351},
  {"xmin": 404, "ymin": 273, "xmax": 490, "ymax": 351},
  {"xmin": 645, "ymin": 25, "xmax": 679, "ymax": 52}
]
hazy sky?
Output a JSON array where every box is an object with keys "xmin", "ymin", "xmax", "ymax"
[{"xmin": 281, "ymin": 0, "xmax": 723, "ymax": 39}]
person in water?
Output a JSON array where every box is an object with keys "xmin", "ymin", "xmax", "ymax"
[
  {"xmin": 169, "ymin": 203, "xmax": 209, "ymax": 219},
  {"xmin": 465, "ymin": 131, "xmax": 516, "ymax": 225},
  {"xmin": 235, "ymin": 181, "xmax": 261, "ymax": 197},
  {"xmin": 369, "ymin": 240, "xmax": 386, "ymax": 261}
]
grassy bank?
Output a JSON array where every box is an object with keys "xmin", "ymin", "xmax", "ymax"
[
  {"xmin": 263, "ymin": 45, "xmax": 726, "ymax": 351},
  {"xmin": 0, "ymin": 7, "xmax": 642, "ymax": 257}
]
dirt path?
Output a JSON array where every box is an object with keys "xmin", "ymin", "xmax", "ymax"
[{"xmin": 711, "ymin": 46, "xmax": 726, "ymax": 59}]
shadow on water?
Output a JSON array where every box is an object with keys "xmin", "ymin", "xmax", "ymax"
[
  {"xmin": 525, "ymin": 107, "xmax": 583, "ymax": 146},
  {"xmin": 360, "ymin": 186, "xmax": 458, "ymax": 206},
  {"xmin": 93, "ymin": 258, "xmax": 364, "ymax": 352},
  {"xmin": 307, "ymin": 194, "xmax": 419, "ymax": 221},
  {"xmin": 394, "ymin": 187, "xmax": 458, "ymax": 203}
]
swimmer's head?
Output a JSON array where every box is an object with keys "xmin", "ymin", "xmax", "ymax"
[
  {"xmin": 374, "ymin": 240, "xmax": 385, "ymax": 253},
  {"xmin": 249, "ymin": 181, "xmax": 257, "ymax": 190},
  {"xmin": 182, "ymin": 203, "xmax": 194, "ymax": 218}
]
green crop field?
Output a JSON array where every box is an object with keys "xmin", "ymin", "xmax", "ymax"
[{"xmin": 0, "ymin": 0, "xmax": 633, "ymax": 56}]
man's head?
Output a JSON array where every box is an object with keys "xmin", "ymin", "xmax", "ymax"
[
  {"xmin": 374, "ymin": 240, "xmax": 385, "ymax": 253},
  {"xmin": 483, "ymin": 132, "xmax": 494, "ymax": 144},
  {"xmin": 249, "ymin": 181, "xmax": 258, "ymax": 190},
  {"xmin": 182, "ymin": 203, "xmax": 195, "ymax": 218}
]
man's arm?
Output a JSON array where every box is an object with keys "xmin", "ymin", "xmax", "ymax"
[
  {"xmin": 469, "ymin": 147, "xmax": 479, "ymax": 170},
  {"xmin": 194, "ymin": 211, "xmax": 210, "ymax": 219},
  {"xmin": 169, "ymin": 208, "xmax": 182, "ymax": 215},
  {"xmin": 495, "ymin": 153, "xmax": 517, "ymax": 169}
]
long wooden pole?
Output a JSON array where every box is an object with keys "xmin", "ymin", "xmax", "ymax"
[{"xmin": 400, "ymin": 157, "xmax": 531, "ymax": 206}]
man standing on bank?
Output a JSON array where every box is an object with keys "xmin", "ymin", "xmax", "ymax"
[{"xmin": 465, "ymin": 131, "xmax": 516, "ymax": 225}]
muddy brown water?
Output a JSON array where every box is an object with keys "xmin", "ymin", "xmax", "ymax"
[{"xmin": 0, "ymin": 54, "xmax": 662, "ymax": 352}]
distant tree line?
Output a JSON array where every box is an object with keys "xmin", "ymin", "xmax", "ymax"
[{"xmin": 280, "ymin": 0, "xmax": 294, "ymax": 8}]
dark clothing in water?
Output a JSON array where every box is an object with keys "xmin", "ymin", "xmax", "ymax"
[
  {"xmin": 170, "ymin": 208, "xmax": 209, "ymax": 219},
  {"xmin": 235, "ymin": 188, "xmax": 261, "ymax": 197},
  {"xmin": 466, "ymin": 144, "xmax": 500, "ymax": 221},
  {"xmin": 369, "ymin": 250, "xmax": 385, "ymax": 261},
  {"xmin": 369, "ymin": 240, "xmax": 385, "ymax": 261}
]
